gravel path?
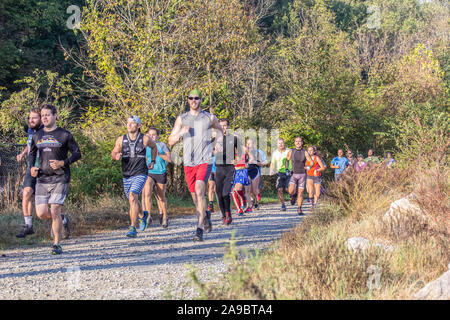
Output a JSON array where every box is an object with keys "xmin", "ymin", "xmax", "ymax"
[{"xmin": 0, "ymin": 202, "xmax": 310, "ymax": 299}]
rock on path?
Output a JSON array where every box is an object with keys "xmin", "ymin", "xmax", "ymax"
[{"xmin": 0, "ymin": 202, "xmax": 310, "ymax": 299}]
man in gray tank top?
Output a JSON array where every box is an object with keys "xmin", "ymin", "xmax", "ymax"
[{"xmin": 169, "ymin": 90, "xmax": 223, "ymax": 242}]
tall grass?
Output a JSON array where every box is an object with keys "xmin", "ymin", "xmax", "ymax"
[{"xmin": 190, "ymin": 162, "xmax": 449, "ymax": 299}]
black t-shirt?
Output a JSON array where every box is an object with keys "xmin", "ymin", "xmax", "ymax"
[
  {"xmin": 214, "ymin": 133, "xmax": 242, "ymax": 166},
  {"xmin": 28, "ymin": 127, "xmax": 81, "ymax": 184}
]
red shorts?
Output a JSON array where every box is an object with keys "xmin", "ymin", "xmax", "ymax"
[{"xmin": 184, "ymin": 163, "xmax": 213, "ymax": 193}]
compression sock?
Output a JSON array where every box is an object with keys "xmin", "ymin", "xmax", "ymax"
[{"xmin": 237, "ymin": 190, "xmax": 246, "ymax": 207}]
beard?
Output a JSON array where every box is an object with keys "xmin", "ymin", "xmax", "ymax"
[{"xmin": 29, "ymin": 121, "xmax": 42, "ymax": 130}]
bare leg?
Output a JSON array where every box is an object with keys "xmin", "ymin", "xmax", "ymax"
[
  {"xmin": 128, "ymin": 192, "xmax": 141, "ymax": 227},
  {"xmin": 194, "ymin": 181, "xmax": 207, "ymax": 228},
  {"xmin": 154, "ymin": 183, "xmax": 167, "ymax": 220},
  {"xmin": 50, "ymin": 204, "xmax": 63, "ymax": 245}
]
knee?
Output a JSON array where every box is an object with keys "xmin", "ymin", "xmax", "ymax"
[
  {"xmin": 128, "ymin": 193, "xmax": 139, "ymax": 203},
  {"xmin": 23, "ymin": 188, "xmax": 33, "ymax": 199}
]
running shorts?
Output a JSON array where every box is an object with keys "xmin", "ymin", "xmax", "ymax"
[
  {"xmin": 148, "ymin": 172, "xmax": 167, "ymax": 185},
  {"xmin": 289, "ymin": 173, "xmax": 306, "ymax": 189},
  {"xmin": 23, "ymin": 169, "xmax": 37, "ymax": 190},
  {"xmin": 248, "ymin": 165, "xmax": 260, "ymax": 180},
  {"xmin": 35, "ymin": 182, "xmax": 69, "ymax": 205},
  {"xmin": 184, "ymin": 163, "xmax": 213, "ymax": 193},
  {"xmin": 276, "ymin": 172, "xmax": 290, "ymax": 189},
  {"xmin": 306, "ymin": 175, "xmax": 322, "ymax": 185},
  {"xmin": 123, "ymin": 174, "xmax": 148, "ymax": 198},
  {"xmin": 233, "ymin": 168, "xmax": 250, "ymax": 187}
]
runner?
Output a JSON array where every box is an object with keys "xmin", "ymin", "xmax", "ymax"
[
  {"xmin": 256, "ymin": 148, "xmax": 268, "ymax": 204},
  {"xmin": 207, "ymin": 155, "xmax": 216, "ymax": 213},
  {"xmin": 269, "ymin": 138, "xmax": 290, "ymax": 211},
  {"xmin": 28, "ymin": 104, "xmax": 81, "ymax": 255},
  {"xmin": 142, "ymin": 127, "xmax": 171, "ymax": 229},
  {"xmin": 231, "ymin": 139, "xmax": 250, "ymax": 216},
  {"xmin": 330, "ymin": 149, "xmax": 349, "ymax": 181},
  {"xmin": 16, "ymin": 108, "xmax": 43, "ymax": 238},
  {"xmin": 246, "ymin": 138, "xmax": 262, "ymax": 210},
  {"xmin": 111, "ymin": 116, "xmax": 157, "ymax": 238},
  {"xmin": 305, "ymin": 146, "xmax": 326, "ymax": 209},
  {"xmin": 212, "ymin": 118, "xmax": 241, "ymax": 225},
  {"xmin": 285, "ymin": 137, "xmax": 313, "ymax": 216},
  {"xmin": 168, "ymin": 90, "xmax": 223, "ymax": 241}
]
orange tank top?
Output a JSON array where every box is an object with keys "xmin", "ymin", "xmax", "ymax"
[{"xmin": 306, "ymin": 156, "xmax": 321, "ymax": 176}]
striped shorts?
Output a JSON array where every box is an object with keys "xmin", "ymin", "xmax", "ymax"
[{"xmin": 123, "ymin": 175, "xmax": 147, "ymax": 198}]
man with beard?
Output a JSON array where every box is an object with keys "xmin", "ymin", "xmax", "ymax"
[
  {"xmin": 285, "ymin": 137, "xmax": 313, "ymax": 216},
  {"xmin": 16, "ymin": 108, "xmax": 43, "ymax": 238},
  {"xmin": 168, "ymin": 90, "xmax": 223, "ymax": 241},
  {"xmin": 29, "ymin": 105, "xmax": 81, "ymax": 255},
  {"xmin": 111, "ymin": 116, "xmax": 157, "ymax": 238}
]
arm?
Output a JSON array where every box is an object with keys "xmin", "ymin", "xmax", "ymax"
[
  {"xmin": 143, "ymin": 135, "xmax": 158, "ymax": 170},
  {"xmin": 284, "ymin": 150, "xmax": 292, "ymax": 174},
  {"xmin": 64, "ymin": 132, "xmax": 82, "ymax": 166},
  {"xmin": 210, "ymin": 114, "xmax": 223, "ymax": 134},
  {"xmin": 29, "ymin": 137, "xmax": 39, "ymax": 177},
  {"xmin": 168, "ymin": 116, "xmax": 189, "ymax": 147},
  {"xmin": 111, "ymin": 136, "xmax": 123, "ymax": 161},
  {"xmin": 17, "ymin": 146, "xmax": 28, "ymax": 162},
  {"xmin": 314, "ymin": 156, "xmax": 326, "ymax": 176}
]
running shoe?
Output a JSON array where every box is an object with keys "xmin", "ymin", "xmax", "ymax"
[
  {"xmin": 281, "ymin": 204, "xmax": 286, "ymax": 211},
  {"xmin": 298, "ymin": 207, "xmax": 305, "ymax": 216},
  {"xmin": 16, "ymin": 225, "xmax": 35, "ymax": 238},
  {"xmin": 63, "ymin": 215, "xmax": 70, "ymax": 239},
  {"xmin": 245, "ymin": 207, "xmax": 252, "ymax": 213},
  {"xmin": 161, "ymin": 217, "xmax": 169, "ymax": 228},
  {"xmin": 307, "ymin": 196, "xmax": 311, "ymax": 203},
  {"xmin": 51, "ymin": 244, "xmax": 63, "ymax": 255},
  {"xmin": 253, "ymin": 203, "xmax": 259, "ymax": 210},
  {"xmin": 139, "ymin": 211, "xmax": 149, "ymax": 231},
  {"xmin": 222, "ymin": 216, "xmax": 227, "ymax": 225},
  {"xmin": 237, "ymin": 208, "xmax": 244, "ymax": 216},
  {"xmin": 204, "ymin": 210, "xmax": 212, "ymax": 233},
  {"xmin": 126, "ymin": 226, "xmax": 137, "ymax": 238},
  {"xmin": 290, "ymin": 194, "xmax": 297, "ymax": 205},
  {"xmin": 225, "ymin": 212, "xmax": 232, "ymax": 225},
  {"xmin": 193, "ymin": 227, "xmax": 204, "ymax": 241},
  {"xmin": 257, "ymin": 193, "xmax": 261, "ymax": 202},
  {"xmin": 208, "ymin": 203, "xmax": 214, "ymax": 212}
]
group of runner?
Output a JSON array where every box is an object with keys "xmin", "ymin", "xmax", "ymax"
[{"xmin": 12, "ymin": 89, "xmax": 395, "ymax": 253}]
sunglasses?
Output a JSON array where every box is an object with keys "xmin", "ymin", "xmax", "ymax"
[{"xmin": 188, "ymin": 96, "xmax": 200, "ymax": 101}]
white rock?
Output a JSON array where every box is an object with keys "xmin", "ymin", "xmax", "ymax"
[
  {"xmin": 414, "ymin": 264, "xmax": 450, "ymax": 300},
  {"xmin": 347, "ymin": 237, "xmax": 370, "ymax": 252}
]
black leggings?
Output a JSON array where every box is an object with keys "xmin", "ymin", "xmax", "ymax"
[{"xmin": 214, "ymin": 165, "xmax": 235, "ymax": 217}]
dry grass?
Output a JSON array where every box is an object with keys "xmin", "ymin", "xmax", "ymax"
[{"xmin": 193, "ymin": 164, "xmax": 449, "ymax": 300}]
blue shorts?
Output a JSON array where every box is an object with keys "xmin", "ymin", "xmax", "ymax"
[
  {"xmin": 123, "ymin": 175, "xmax": 147, "ymax": 198},
  {"xmin": 233, "ymin": 169, "xmax": 250, "ymax": 187}
]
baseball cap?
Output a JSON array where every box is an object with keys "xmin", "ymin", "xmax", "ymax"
[{"xmin": 127, "ymin": 115, "xmax": 141, "ymax": 125}]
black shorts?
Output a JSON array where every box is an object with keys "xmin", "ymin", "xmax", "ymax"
[
  {"xmin": 248, "ymin": 165, "xmax": 260, "ymax": 180},
  {"xmin": 276, "ymin": 172, "xmax": 290, "ymax": 189},
  {"xmin": 23, "ymin": 169, "xmax": 37, "ymax": 190},
  {"xmin": 148, "ymin": 173, "xmax": 167, "ymax": 185}
]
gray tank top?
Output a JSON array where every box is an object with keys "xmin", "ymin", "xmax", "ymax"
[{"xmin": 180, "ymin": 110, "xmax": 214, "ymax": 166}]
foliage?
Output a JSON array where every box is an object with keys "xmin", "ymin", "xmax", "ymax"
[{"xmin": 0, "ymin": 70, "xmax": 76, "ymax": 141}]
